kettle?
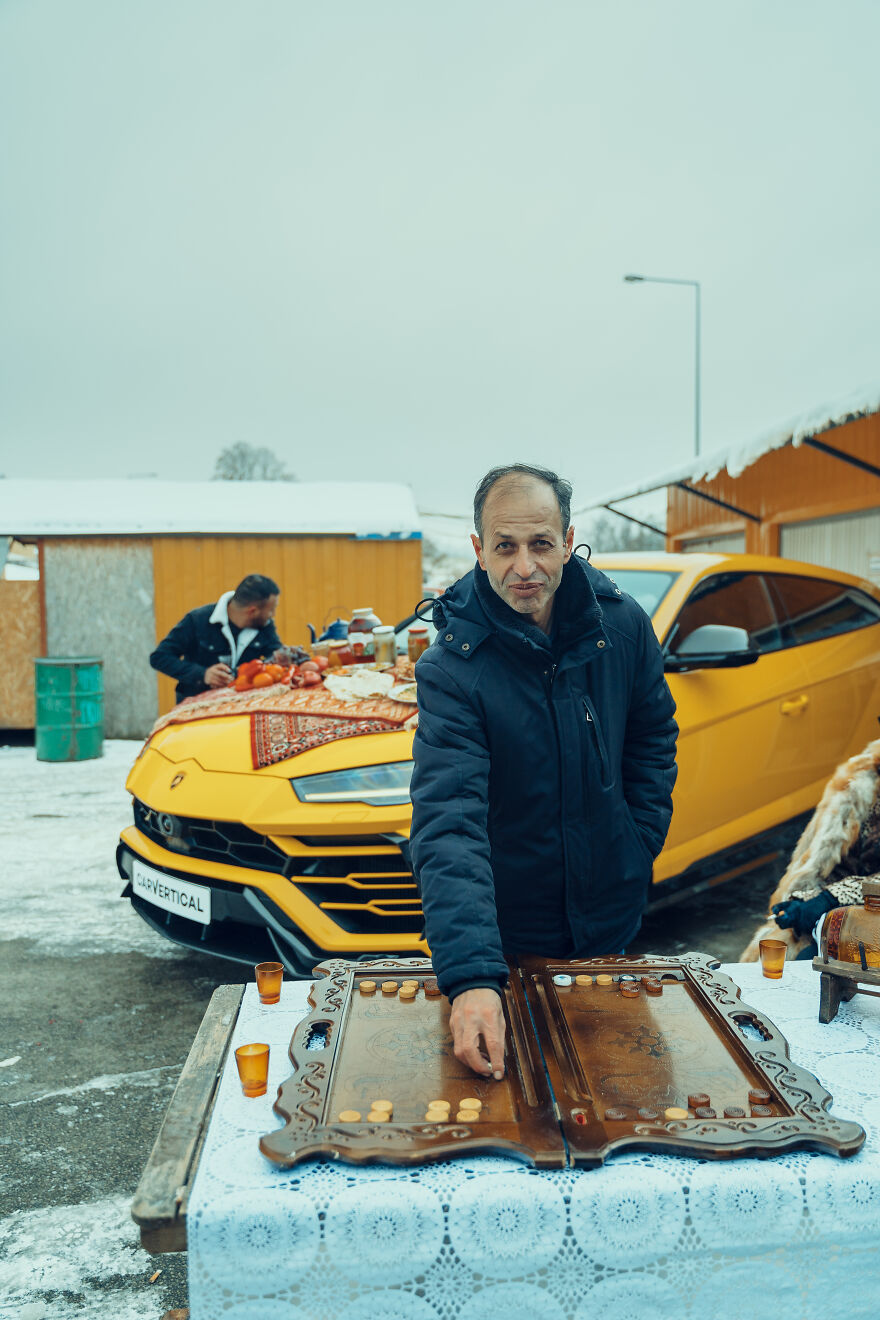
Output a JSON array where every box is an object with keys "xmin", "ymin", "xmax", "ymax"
[{"xmin": 307, "ymin": 618, "xmax": 350, "ymax": 644}]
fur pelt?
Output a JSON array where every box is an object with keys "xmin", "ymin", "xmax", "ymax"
[{"xmin": 741, "ymin": 737, "xmax": 880, "ymax": 961}]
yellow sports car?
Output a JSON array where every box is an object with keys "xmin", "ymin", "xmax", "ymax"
[{"xmin": 118, "ymin": 553, "xmax": 880, "ymax": 972}]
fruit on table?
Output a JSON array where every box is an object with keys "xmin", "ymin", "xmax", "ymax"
[{"xmin": 231, "ymin": 655, "xmax": 329, "ymax": 692}]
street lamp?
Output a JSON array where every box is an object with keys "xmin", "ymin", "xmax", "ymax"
[{"xmin": 624, "ymin": 273, "xmax": 701, "ymax": 457}]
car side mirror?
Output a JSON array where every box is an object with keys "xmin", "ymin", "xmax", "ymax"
[{"xmin": 664, "ymin": 624, "xmax": 760, "ymax": 673}]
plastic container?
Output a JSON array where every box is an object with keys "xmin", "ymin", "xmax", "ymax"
[
  {"xmin": 34, "ymin": 657, "xmax": 104, "ymax": 761},
  {"xmin": 407, "ymin": 627, "xmax": 430, "ymax": 662},
  {"xmin": 372, "ymin": 626, "xmax": 397, "ymax": 669}
]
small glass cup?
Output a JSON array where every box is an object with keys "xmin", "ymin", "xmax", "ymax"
[
  {"xmin": 234, "ymin": 1043, "xmax": 270, "ymax": 1097},
  {"xmin": 759, "ymin": 938, "xmax": 787, "ymax": 979},
  {"xmin": 255, "ymin": 961, "xmax": 284, "ymax": 1004}
]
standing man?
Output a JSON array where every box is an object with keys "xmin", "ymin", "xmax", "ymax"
[
  {"xmin": 150, "ymin": 574, "xmax": 283, "ymax": 704},
  {"xmin": 409, "ymin": 464, "xmax": 677, "ymax": 1079}
]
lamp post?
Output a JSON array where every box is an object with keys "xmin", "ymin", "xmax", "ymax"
[{"xmin": 624, "ymin": 273, "xmax": 701, "ymax": 457}]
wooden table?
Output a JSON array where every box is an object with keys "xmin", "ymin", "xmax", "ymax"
[{"xmin": 132, "ymin": 983, "xmax": 244, "ymax": 1253}]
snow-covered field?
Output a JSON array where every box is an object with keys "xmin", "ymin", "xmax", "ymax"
[{"xmin": 0, "ymin": 740, "xmax": 202, "ymax": 1319}]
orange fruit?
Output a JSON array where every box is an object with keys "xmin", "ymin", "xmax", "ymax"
[{"xmin": 251, "ymin": 672, "xmax": 274, "ymax": 688}]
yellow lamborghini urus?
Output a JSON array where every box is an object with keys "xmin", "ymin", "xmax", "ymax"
[{"xmin": 118, "ymin": 554, "xmax": 880, "ymax": 973}]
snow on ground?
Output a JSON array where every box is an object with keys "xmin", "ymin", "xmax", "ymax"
[
  {"xmin": 0, "ymin": 1194, "xmax": 165, "ymax": 1320},
  {"xmin": 0, "ymin": 739, "xmax": 178, "ymax": 958}
]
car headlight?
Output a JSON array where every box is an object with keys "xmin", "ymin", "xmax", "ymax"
[{"xmin": 290, "ymin": 761, "xmax": 413, "ymax": 807}]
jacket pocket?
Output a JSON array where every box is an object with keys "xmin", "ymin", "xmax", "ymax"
[{"xmin": 582, "ymin": 697, "xmax": 613, "ymax": 790}]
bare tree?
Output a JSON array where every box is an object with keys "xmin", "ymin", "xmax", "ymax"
[
  {"xmin": 581, "ymin": 512, "xmax": 664, "ymax": 553},
  {"xmin": 212, "ymin": 443, "xmax": 296, "ymax": 481}
]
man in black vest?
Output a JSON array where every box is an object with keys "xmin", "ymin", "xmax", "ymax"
[{"xmin": 150, "ymin": 574, "xmax": 283, "ymax": 704}]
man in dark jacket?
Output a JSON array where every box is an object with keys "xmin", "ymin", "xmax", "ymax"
[
  {"xmin": 150, "ymin": 574, "xmax": 283, "ymax": 704},
  {"xmin": 409, "ymin": 464, "xmax": 677, "ymax": 1080}
]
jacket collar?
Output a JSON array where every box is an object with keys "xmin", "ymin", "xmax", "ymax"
[
  {"xmin": 209, "ymin": 590, "xmax": 258, "ymax": 666},
  {"xmin": 433, "ymin": 555, "xmax": 616, "ymax": 663}
]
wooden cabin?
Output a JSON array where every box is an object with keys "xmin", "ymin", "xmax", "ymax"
[{"xmin": 0, "ymin": 480, "xmax": 422, "ymax": 736}]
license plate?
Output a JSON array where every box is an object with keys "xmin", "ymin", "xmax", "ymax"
[{"xmin": 131, "ymin": 859, "xmax": 212, "ymax": 925}]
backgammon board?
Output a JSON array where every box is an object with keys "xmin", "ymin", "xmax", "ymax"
[{"xmin": 259, "ymin": 954, "xmax": 865, "ymax": 1169}]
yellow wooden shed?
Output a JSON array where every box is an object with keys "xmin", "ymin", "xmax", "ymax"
[{"xmin": 0, "ymin": 480, "xmax": 422, "ymax": 736}]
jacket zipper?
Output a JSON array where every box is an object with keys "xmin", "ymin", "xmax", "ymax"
[{"xmin": 582, "ymin": 696, "xmax": 610, "ymax": 784}]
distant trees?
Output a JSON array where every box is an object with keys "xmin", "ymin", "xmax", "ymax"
[
  {"xmin": 581, "ymin": 512, "xmax": 664, "ymax": 553},
  {"xmin": 212, "ymin": 443, "xmax": 296, "ymax": 481}
]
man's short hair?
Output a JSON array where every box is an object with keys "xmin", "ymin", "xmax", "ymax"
[
  {"xmin": 473, "ymin": 464, "xmax": 573, "ymax": 539},
  {"xmin": 232, "ymin": 574, "xmax": 280, "ymax": 605}
]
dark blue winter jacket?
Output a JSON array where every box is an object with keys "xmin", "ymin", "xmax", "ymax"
[{"xmin": 409, "ymin": 554, "xmax": 678, "ymax": 1002}]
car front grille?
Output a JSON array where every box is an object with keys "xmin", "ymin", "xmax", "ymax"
[
  {"xmin": 132, "ymin": 799, "xmax": 422, "ymax": 937},
  {"xmin": 134, "ymin": 799, "xmax": 290, "ymax": 874}
]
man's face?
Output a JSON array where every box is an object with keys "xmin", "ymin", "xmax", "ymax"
[
  {"xmin": 471, "ymin": 477, "xmax": 574, "ymax": 630},
  {"xmin": 248, "ymin": 595, "xmax": 279, "ymax": 627}
]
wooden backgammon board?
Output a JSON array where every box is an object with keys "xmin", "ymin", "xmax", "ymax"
[{"xmin": 258, "ymin": 954, "xmax": 865, "ymax": 1169}]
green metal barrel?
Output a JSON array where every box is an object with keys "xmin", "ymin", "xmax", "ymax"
[{"xmin": 34, "ymin": 657, "xmax": 104, "ymax": 761}]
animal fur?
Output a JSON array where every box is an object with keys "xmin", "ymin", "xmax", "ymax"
[{"xmin": 741, "ymin": 737, "xmax": 880, "ymax": 961}]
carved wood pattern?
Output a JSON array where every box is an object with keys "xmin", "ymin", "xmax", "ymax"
[
  {"xmin": 521, "ymin": 954, "xmax": 865, "ymax": 1164},
  {"xmin": 259, "ymin": 955, "xmax": 865, "ymax": 1169},
  {"xmin": 260, "ymin": 958, "xmax": 564, "ymax": 1169}
]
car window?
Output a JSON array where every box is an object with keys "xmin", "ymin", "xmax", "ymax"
[
  {"xmin": 665, "ymin": 572, "xmax": 782, "ymax": 655},
  {"xmin": 765, "ymin": 574, "xmax": 880, "ymax": 647},
  {"xmin": 600, "ymin": 570, "xmax": 679, "ymax": 617}
]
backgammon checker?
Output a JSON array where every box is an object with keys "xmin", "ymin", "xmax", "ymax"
[{"xmin": 259, "ymin": 954, "xmax": 864, "ymax": 1169}]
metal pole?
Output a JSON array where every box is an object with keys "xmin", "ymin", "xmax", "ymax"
[
  {"xmin": 624, "ymin": 273, "xmax": 702, "ymax": 457},
  {"xmin": 694, "ymin": 281, "xmax": 701, "ymax": 457}
]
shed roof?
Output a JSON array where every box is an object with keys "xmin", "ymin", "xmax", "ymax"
[
  {"xmin": 0, "ymin": 480, "xmax": 422, "ymax": 539},
  {"xmin": 581, "ymin": 379, "xmax": 880, "ymax": 512}
]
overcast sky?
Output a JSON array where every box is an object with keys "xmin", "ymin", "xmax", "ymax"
[{"xmin": 1, "ymin": 0, "xmax": 878, "ymax": 525}]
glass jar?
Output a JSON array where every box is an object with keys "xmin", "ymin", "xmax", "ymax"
[
  {"xmin": 349, "ymin": 607, "xmax": 382, "ymax": 660},
  {"xmin": 372, "ymin": 625, "xmax": 396, "ymax": 669},
  {"xmin": 328, "ymin": 640, "xmax": 354, "ymax": 668},
  {"xmin": 820, "ymin": 880, "xmax": 880, "ymax": 968},
  {"xmin": 407, "ymin": 627, "xmax": 430, "ymax": 661}
]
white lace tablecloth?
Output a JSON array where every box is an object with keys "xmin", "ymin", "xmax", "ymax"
[{"xmin": 187, "ymin": 962, "xmax": 880, "ymax": 1320}]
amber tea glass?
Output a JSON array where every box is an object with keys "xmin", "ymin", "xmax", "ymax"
[
  {"xmin": 759, "ymin": 939, "xmax": 787, "ymax": 979},
  {"xmin": 255, "ymin": 961, "xmax": 284, "ymax": 1004},
  {"xmin": 235, "ymin": 1043, "xmax": 270, "ymax": 1097}
]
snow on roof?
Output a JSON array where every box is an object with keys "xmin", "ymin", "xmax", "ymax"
[
  {"xmin": 584, "ymin": 380, "xmax": 880, "ymax": 511},
  {"xmin": 0, "ymin": 480, "xmax": 422, "ymax": 539}
]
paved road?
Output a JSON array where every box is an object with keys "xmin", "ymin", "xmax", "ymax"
[{"xmin": 0, "ymin": 739, "xmax": 791, "ymax": 1318}]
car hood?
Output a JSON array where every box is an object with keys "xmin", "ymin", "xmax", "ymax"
[{"xmin": 142, "ymin": 715, "xmax": 415, "ymax": 778}]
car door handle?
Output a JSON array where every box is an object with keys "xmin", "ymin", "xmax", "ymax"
[{"xmin": 780, "ymin": 694, "xmax": 810, "ymax": 716}]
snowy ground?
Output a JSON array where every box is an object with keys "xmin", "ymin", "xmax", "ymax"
[
  {"xmin": 0, "ymin": 738, "xmax": 785, "ymax": 1319},
  {"xmin": 0, "ymin": 740, "xmax": 228, "ymax": 1319}
]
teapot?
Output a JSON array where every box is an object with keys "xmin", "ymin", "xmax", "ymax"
[{"xmin": 307, "ymin": 618, "xmax": 350, "ymax": 645}]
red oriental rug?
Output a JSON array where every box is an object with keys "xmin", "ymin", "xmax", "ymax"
[{"xmin": 250, "ymin": 711, "xmax": 404, "ymax": 769}]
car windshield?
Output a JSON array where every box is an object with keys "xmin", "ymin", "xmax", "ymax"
[{"xmin": 602, "ymin": 570, "xmax": 679, "ymax": 619}]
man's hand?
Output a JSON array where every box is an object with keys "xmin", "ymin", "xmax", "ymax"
[
  {"xmin": 449, "ymin": 988, "xmax": 506, "ymax": 1080},
  {"xmin": 204, "ymin": 663, "xmax": 234, "ymax": 688}
]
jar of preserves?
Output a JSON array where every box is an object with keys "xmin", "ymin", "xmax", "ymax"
[
  {"xmin": 328, "ymin": 639, "xmax": 354, "ymax": 667},
  {"xmin": 820, "ymin": 880, "xmax": 880, "ymax": 968},
  {"xmin": 407, "ymin": 627, "xmax": 430, "ymax": 661},
  {"xmin": 372, "ymin": 625, "xmax": 396, "ymax": 669},
  {"xmin": 349, "ymin": 607, "xmax": 382, "ymax": 661}
]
